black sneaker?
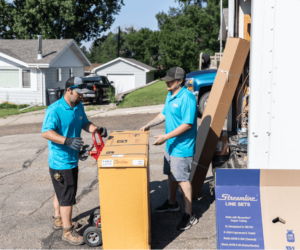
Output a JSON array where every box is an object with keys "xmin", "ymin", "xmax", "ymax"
[
  {"xmin": 155, "ymin": 200, "xmax": 180, "ymax": 213},
  {"xmin": 177, "ymin": 213, "xmax": 198, "ymax": 230}
]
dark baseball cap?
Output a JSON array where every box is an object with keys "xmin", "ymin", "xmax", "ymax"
[
  {"xmin": 65, "ymin": 77, "xmax": 90, "ymax": 94},
  {"xmin": 161, "ymin": 67, "xmax": 186, "ymax": 82}
]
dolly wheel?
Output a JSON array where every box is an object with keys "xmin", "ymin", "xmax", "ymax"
[
  {"xmin": 83, "ymin": 227, "xmax": 102, "ymax": 247},
  {"xmin": 90, "ymin": 209, "xmax": 101, "ymax": 228}
]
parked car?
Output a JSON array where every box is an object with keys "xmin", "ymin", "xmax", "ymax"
[
  {"xmin": 185, "ymin": 69, "xmax": 217, "ymax": 117},
  {"xmin": 80, "ymin": 76, "xmax": 113, "ymax": 104}
]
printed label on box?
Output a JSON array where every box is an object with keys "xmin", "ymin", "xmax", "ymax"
[
  {"xmin": 216, "ymin": 186, "xmax": 265, "ymax": 249},
  {"xmin": 132, "ymin": 160, "xmax": 144, "ymax": 166},
  {"xmin": 117, "ymin": 140, "xmax": 127, "ymax": 143},
  {"xmin": 102, "ymin": 160, "xmax": 114, "ymax": 167},
  {"xmin": 112, "ymin": 155, "xmax": 124, "ymax": 157}
]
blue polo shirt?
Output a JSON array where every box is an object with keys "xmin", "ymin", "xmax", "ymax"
[
  {"xmin": 41, "ymin": 97, "xmax": 89, "ymax": 170},
  {"xmin": 162, "ymin": 87, "xmax": 197, "ymax": 157}
]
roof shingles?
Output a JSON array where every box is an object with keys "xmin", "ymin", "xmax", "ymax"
[{"xmin": 0, "ymin": 39, "xmax": 73, "ymax": 64}]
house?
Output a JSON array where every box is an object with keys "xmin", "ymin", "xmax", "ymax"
[
  {"xmin": 0, "ymin": 37, "xmax": 91, "ymax": 105},
  {"xmin": 84, "ymin": 63, "xmax": 102, "ymax": 76},
  {"xmin": 93, "ymin": 57, "xmax": 157, "ymax": 95}
]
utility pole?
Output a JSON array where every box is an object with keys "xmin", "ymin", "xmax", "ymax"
[{"xmin": 118, "ymin": 26, "xmax": 120, "ymax": 57}]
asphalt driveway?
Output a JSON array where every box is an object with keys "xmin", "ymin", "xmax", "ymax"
[{"xmin": 0, "ymin": 113, "xmax": 216, "ymax": 249}]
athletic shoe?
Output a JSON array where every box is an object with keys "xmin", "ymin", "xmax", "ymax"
[
  {"xmin": 177, "ymin": 213, "xmax": 198, "ymax": 231},
  {"xmin": 155, "ymin": 199, "xmax": 180, "ymax": 213}
]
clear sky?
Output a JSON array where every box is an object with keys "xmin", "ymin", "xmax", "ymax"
[{"xmin": 82, "ymin": 0, "xmax": 180, "ymax": 50}]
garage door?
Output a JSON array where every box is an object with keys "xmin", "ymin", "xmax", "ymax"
[{"xmin": 107, "ymin": 74, "xmax": 135, "ymax": 95}]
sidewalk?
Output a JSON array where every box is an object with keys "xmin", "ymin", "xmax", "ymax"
[{"xmin": 0, "ymin": 104, "xmax": 164, "ymax": 126}]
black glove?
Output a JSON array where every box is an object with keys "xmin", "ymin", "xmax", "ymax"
[
  {"xmin": 64, "ymin": 137, "xmax": 84, "ymax": 151},
  {"xmin": 97, "ymin": 126, "xmax": 108, "ymax": 138}
]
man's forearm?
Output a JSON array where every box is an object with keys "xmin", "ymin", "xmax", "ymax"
[
  {"xmin": 83, "ymin": 122, "xmax": 97, "ymax": 133},
  {"xmin": 146, "ymin": 113, "xmax": 165, "ymax": 128},
  {"xmin": 42, "ymin": 130, "xmax": 66, "ymax": 144},
  {"xmin": 166, "ymin": 124, "xmax": 192, "ymax": 140}
]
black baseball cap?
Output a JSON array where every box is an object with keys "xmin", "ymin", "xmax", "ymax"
[
  {"xmin": 65, "ymin": 77, "xmax": 90, "ymax": 94},
  {"xmin": 161, "ymin": 67, "xmax": 186, "ymax": 82}
]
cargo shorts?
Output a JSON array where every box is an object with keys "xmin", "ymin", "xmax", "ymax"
[{"xmin": 163, "ymin": 150, "xmax": 193, "ymax": 182}]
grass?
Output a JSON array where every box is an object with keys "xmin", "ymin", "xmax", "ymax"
[
  {"xmin": 117, "ymin": 80, "xmax": 168, "ymax": 108},
  {"xmin": 0, "ymin": 101, "xmax": 47, "ymax": 118}
]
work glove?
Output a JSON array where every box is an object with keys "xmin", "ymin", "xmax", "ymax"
[
  {"xmin": 97, "ymin": 126, "xmax": 108, "ymax": 138},
  {"xmin": 64, "ymin": 137, "xmax": 84, "ymax": 151}
]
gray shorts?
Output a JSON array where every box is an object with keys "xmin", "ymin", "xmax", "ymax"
[{"xmin": 163, "ymin": 150, "xmax": 193, "ymax": 182}]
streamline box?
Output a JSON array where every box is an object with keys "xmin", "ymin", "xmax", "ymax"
[
  {"xmin": 190, "ymin": 38, "xmax": 250, "ymax": 199},
  {"xmin": 98, "ymin": 131, "xmax": 151, "ymax": 249},
  {"xmin": 216, "ymin": 169, "xmax": 300, "ymax": 249}
]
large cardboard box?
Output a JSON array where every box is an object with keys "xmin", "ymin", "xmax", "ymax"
[
  {"xmin": 190, "ymin": 38, "xmax": 250, "ymax": 199},
  {"xmin": 98, "ymin": 131, "xmax": 151, "ymax": 249},
  {"xmin": 215, "ymin": 169, "xmax": 300, "ymax": 250}
]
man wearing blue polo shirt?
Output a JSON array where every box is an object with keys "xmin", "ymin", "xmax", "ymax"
[
  {"xmin": 140, "ymin": 67, "xmax": 198, "ymax": 230},
  {"xmin": 42, "ymin": 77, "xmax": 107, "ymax": 245}
]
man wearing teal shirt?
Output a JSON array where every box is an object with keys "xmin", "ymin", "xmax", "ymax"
[
  {"xmin": 42, "ymin": 77, "xmax": 107, "ymax": 245},
  {"xmin": 140, "ymin": 67, "xmax": 198, "ymax": 231}
]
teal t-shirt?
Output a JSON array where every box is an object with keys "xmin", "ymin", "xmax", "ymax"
[
  {"xmin": 41, "ymin": 96, "xmax": 89, "ymax": 170},
  {"xmin": 162, "ymin": 87, "xmax": 197, "ymax": 157}
]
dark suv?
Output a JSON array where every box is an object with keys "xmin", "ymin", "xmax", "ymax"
[{"xmin": 80, "ymin": 76, "xmax": 112, "ymax": 104}]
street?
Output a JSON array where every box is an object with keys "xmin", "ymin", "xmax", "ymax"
[{"xmin": 0, "ymin": 113, "xmax": 216, "ymax": 249}]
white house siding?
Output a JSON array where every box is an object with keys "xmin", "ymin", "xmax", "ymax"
[
  {"xmin": 146, "ymin": 72, "xmax": 154, "ymax": 83},
  {"xmin": 0, "ymin": 57, "xmax": 43, "ymax": 105},
  {"xmin": 95, "ymin": 60, "xmax": 146, "ymax": 89},
  {"xmin": 51, "ymin": 47, "xmax": 85, "ymax": 68},
  {"xmin": 44, "ymin": 67, "xmax": 84, "ymax": 105}
]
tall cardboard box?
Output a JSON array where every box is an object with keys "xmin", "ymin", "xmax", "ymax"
[
  {"xmin": 98, "ymin": 131, "xmax": 151, "ymax": 249},
  {"xmin": 190, "ymin": 38, "xmax": 250, "ymax": 199}
]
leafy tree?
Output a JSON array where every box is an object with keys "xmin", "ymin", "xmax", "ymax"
[
  {"xmin": 124, "ymin": 28, "xmax": 159, "ymax": 65},
  {"xmin": 0, "ymin": 0, "xmax": 124, "ymax": 43},
  {"xmin": 87, "ymin": 30, "xmax": 127, "ymax": 63},
  {"xmin": 87, "ymin": 27, "xmax": 160, "ymax": 68},
  {"xmin": 158, "ymin": 0, "xmax": 220, "ymax": 73}
]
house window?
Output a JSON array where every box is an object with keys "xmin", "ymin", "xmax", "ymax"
[
  {"xmin": 0, "ymin": 69, "xmax": 19, "ymax": 88},
  {"xmin": 56, "ymin": 68, "xmax": 62, "ymax": 82},
  {"xmin": 22, "ymin": 70, "xmax": 31, "ymax": 88},
  {"xmin": 69, "ymin": 68, "xmax": 73, "ymax": 78}
]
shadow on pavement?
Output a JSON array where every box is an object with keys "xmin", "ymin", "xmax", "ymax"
[{"xmin": 150, "ymin": 176, "xmax": 215, "ymax": 249}]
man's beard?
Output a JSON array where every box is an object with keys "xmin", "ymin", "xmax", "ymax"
[{"xmin": 75, "ymin": 100, "xmax": 81, "ymax": 106}]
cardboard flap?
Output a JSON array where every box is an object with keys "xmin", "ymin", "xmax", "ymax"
[
  {"xmin": 98, "ymin": 145, "xmax": 148, "ymax": 168},
  {"xmin": 260, "ymin": 169, "xmax": 300, "ymax": 186},
  {"xmin": 216, "ymin": 169, "xmax": 260, "ymax": 186}
]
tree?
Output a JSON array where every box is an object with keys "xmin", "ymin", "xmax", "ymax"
[
  {"xmin": 87, "ymin": 27, "xmax": 160, "ymax": 67},
  {"xmin": 158, "ymin": 0, "xmax": 220, "ymax": 73},
  {"xmin": 0, "ymin": 0, "xmax": 124, "ymax": 43},
  {"xmin": 87, "ymin": 30, "xmax": 127, "ymax": 63}
]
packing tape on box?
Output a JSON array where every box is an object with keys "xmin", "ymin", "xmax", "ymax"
[
  {"xmin": 192, "ymin": 161, "xmax": 208, "ymax": 170},
  {"xmin": 218, "ymin": 69, "xmax": 240, "ymax": 83}
]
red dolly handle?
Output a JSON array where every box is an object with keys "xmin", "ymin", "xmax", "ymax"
[{"xmin": 89, "ymin": 129, "xmax": 104, "ymax": 160}]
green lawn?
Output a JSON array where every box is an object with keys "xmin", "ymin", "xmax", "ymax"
[
  {"xmin": 0, "ymin": 102, "xmax": 47, "ymax": 118},
  {"xmin": 117, "ymin": 80, "xmax": 168, "ymax": 108}
]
